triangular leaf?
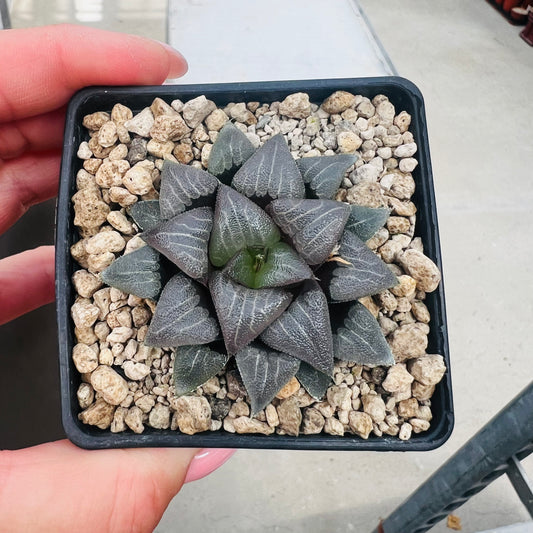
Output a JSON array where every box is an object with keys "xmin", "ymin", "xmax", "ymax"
[
  {"xmin": 224, "ymin": 242, "xmax": 313, "ymax": 289},
  {"xmin": 268, "ymin": 199, "xmax": 350, "ymax": 265},
  {"xmin": 159, "ymin": 160, "xmax": 219, "ymax": 219},
  {"xmin": 209, "ymin": 184, "xmax": 280, "ymax": 267},
  {"xmin": 235, "ymin": 343, "xmax": 300, "ymax": 415},
  {"xmin": 260, "ymin": 280, "xmax": 334, "ymax": 375},
  {"xmin": 320, "ymin": 230, "xmax": 398, "ymax": 302},
  {"xmin": 207, "ymin": 122, "xmax": 255, "ymax": 184},
  {"xmin": 296, "ymin": 362, "xmax": 332, "ymax": 400},
  {"xmin": 332, "ymin": 301, "xmax": 395, "ymax": 366},
  {"xmin": 145, "ymin": 273, "xmax": 220, "ymax": 347},
  {"xmin": 173, "ymin": 345, "xmax": 229, "ymax": 396},
  {"xmin": 141, "ymin": 207, "xmax": 213, "ymax": 283},
  {"xmin": 209, "ymin": 271, "xmax": 292, "ymax": 354},
  {"xmin": 296, "ymin": 154, "xmax": 357, "ymax": 199},
  {"xmin": 345, "ymin": 205, "xmax": 390, "ymax": 242},
  {"xmin": 101, "ymin": 245, "xmax": 161, "ymax": 299},
  {"xmin": 127, "ymin": 200, "xmax": 162, "ymax": 231},
  {"xmin": 232, "ymin": 134, "xmax": 305, "ymax": 205}
]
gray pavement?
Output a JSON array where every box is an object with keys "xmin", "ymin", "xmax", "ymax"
[{"xmin": 5, "ymin": 1, "xmax": 533, "ymax": 531}]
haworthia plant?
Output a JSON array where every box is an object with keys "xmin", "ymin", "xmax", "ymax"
[{"xmin": 101, "ymin": 108, "xmax": 398, "ymax": 420}]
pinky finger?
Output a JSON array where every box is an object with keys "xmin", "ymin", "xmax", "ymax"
[{"xmin": 0, "ymin": 246, "xmax": 55, "ymax": 326}]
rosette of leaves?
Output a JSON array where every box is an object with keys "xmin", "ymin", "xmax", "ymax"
[{"xmin": 101, "ymin": 121, "xmax": 397, "ymax": 416}]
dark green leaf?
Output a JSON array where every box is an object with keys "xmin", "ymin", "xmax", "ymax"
[
  {"xmin": 232, "ymin": 134, "xmax": 305, "ymax": 205},
  {"xmin": 332, "ymin": 301, "xmax": 394, "ymax": 366},
  {"xmin": 159, "ymin": 160, "xmax": 219, "ymax": 219},
  {"xmin": 207, "ymin": 122, "xmax": 255, "ymax": 184},
  {"xmin": 320, "ymin": 230, "xmax": 398, "ymax": 301},
  {"xmin": 141, "ymin": 207, "xmax": 212, "ymax": 283},
  {"xmin": 209, "ymin": 184, "xmax": 280, "ymax": 267},
  {"xmin": 268, "ymin": 198, "xmax": 350, "ymax": 265},
  {"xmin": 296, "ymin": 362, "xmax": 332, "ymax": 400},
  {"xmin": 345, "ymin": 205, "xmax": 390, "ymax": 242},
  {"xmin": 260, "ymin": 280, "xmax": 334, "ymax": 375},
  {"xmin": 173, "ymin": 345, "xmax": 229, "ymax": 396},
  {"xmin": 235, "ymin": 343, "xmax": 300, "ymax": 415},
  {"xmin": 145, "ymin": 273, "xmax": 219, "ymax": 347},
  {"xmin": 209, "ymin": 271, "xmax": 292, "ymax": 354},
  {"xmin": 127, "ymin": 200, "xmax": 162, "ymax": 231},
  {"xmin": 100, "ymin": 246, "xmax": 161, "ymax": 300},
  {"xmin": 296, "ymin": 154, "xmax": 357, "ymax": 199},
  {"xmin": 224, "ymin": 242, "xmax": 313, "ymax": 289}
]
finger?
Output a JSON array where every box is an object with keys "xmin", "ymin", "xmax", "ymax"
[
  {"xmin": 0, "ymin": 441, "xmax": 199, "ymax": 533},
  {"xmin": 0, "ymin": 246, "xmax": 55, "ymax": 326},
  {"xmin": 0, "ymin": 150, "xmax": 60, "ymax": 233},
  {"xmin": 0, "ymin": 24, "xmax": 188, "ymax": 122},
  {"xmin": 0, "ymin": 108, "xmax": 65, "ymax": 160}
]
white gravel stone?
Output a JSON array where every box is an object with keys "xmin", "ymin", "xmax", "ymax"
[
  {"xmin": 77, "ymin": 141, "xmax": 92, "ymax": 160},
  {"xmin": 323, "ymin": 417, "xmax": 344, "ymax": 436},
  {"xmin": 98, "ymin": 121, "xmax": 118, "ymax": 147},
  {"xmin": 399, "ymin": 157, "xmax": 419, "ymax": 173},
  {"xmin": 337, "ymin": 131, "xmax": 362, "ymax": 154},
  {"xmin": 78, "ymin": 399, "xmax": 115, "ymax": 429},
  {"xmin": 182, "ymin": 95, "xmax": 216, "ymax": 128},
  {"xmin": 399, "ymin": 422, "xmax": 413, "ymax": 441},
  {"xmin": 123, "ymin": 360, "xmax": 150, "ymax": 381},
  {"xmin": 124, "ymin": 108, "xmax": 154, "ymax": 137},
  {"xmin": 394, "ymin": 142, "xmax": 417, "ymax": 158},
  {"xmin": 233, "ymin": 417, "xmax": 274, "ymax": 435},
  {"xmin": 77, "ymin": 382, "xmax": 95, "ymax": 409},
  {"xmin": 327, "ymin": 386, "xmax": 352, "ymax": 411},
  {"xmin": 125, "ymin": 406, "xmax": 144, "ymax": 433}
]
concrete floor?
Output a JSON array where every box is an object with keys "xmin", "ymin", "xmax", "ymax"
[{"xmin": 4, "ymin": 1, "xmax": 533, "ymax": 531}]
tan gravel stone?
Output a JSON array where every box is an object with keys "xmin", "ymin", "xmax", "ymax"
[
  {"xmin": 83, "ymin": 111, "xmax": 110, "ymax": 131},
  {"xmin": 72, "ymin": 343, "xmax": 99, "ymax": 373},
  {"xmin": 323, "ymin": 417, "xmax": 344, "ymax": 436},
  {"xmin": 125, "ymin": 406, "xmax": 145, "ymax": 433},
  {"xmin": 265, "ymin": 404, "xmax": 280, "ymax": 427},
  {"xmin": 348, "ymin": 411, "xmax": 373, "ymax": 439},
  {"xmin": 78, "ymin": 398, "xmax": 115, "ymax": 429},
  {"xmin": 72, "ymin": 269, "xmax": 102, "ymax": 298},
  {"xmin": 337, "ymin": 131, "xmax": 362, "ymax": 154},
  {"xmin": 394, "ymin": 111, "xmax": 412, "ymax": 133},
  {"xmin": 122, "ymin": 163, "xmax": 153, "ymax": 195},
  {"xmin": 86, "ymin": 231, "xmax": 125, "ymax": 255},
  {"xmin": 277, "ymin": 396, "xmax": 302, "ymax": 436},
  {"xmin": 279, "ymin": 92, "xmax": 312, "ymax": 119},
  {"xmin": 77, "ymin": 382, "xmax": 94, "ymax": 409},
  {"xmin": 150, "ymin": 113, "xmax": 190, "ymax": 142},
  {"xmin": 205, "ymin": 109, "xmax": 229, "ymax": 131},
  {"xmin": 399, "ymin": 250, "xmax": 441, "ymax": 292},
  {"xmin": 302, "ymin": 407, "xmax": 325, "ymax": 434},
  {"xmin": 122, "ymin": 360, "xmax": 150, "ymax": 381},
  {"xmin": 173, "ymin": 142, "xmax": 195, "ymax": 164},
  {"xmin": 362, "ymin": 394, "xmax": 386, "ymax": 422},
  {"xmin": 389, "ymin": 323, "xmax": 428, "ymax": 362},
  {"xmin": 150, "ymin": 97, "xmax": 177, "ymax": 118},
  {"xmin": 111, "ymin": 103, "xmax": 133, "ymax": 124},
  {"xmin": 90, "ymin": 365, "xmax": 129, "ymax": 405},
  {"xmin": 382, "ymin": 364, "xmax": 414, "ymax": 393},
  {"xmin": 327, "ymin": 386, "xmax": 352, "ymax": 411},
  {"xmin": 322, "ymin": 91, "xmax": 356, "ymax": 114},
  {"xmin": 390, "ymin": 275, "xmax": 417, "ymax": 298},
  {"xmin": 71, "ymin": 299, "xmax": 100, "ymax": 328},
  {"xmin": 233, "ymin": 416, "xmax": 274, "ymax": 435},
  {"xmin": 182, "ymin": 95, "xmax": 216, "ymax": 128},
  {"xmin": 97, "ymin": 121, "xmax": 118, "ymax": 147},
  {"xmin": 275, "ymin": 377, "xmax": 300, "ymax": 399},
  {"xmin": 408, "ymin": 355, "xmax": 446, "ymax": 386},
  {"xmin": 148, "ymin": 403, "xmax": 171, "ymax": 429},
  {"xmin": 398, "ymin": 398, "xmax": 419, "ymax": 419},
  {"xmin": 108, "ymin": 186, "xmax": 138, "ymax": 207},
  {"xmin": 72, "ymin": 188, "xmax": 110, "ymax": 229},
  {"xmin": 174, "ymin": 396, "xmax": 211, "ymax": 435}
]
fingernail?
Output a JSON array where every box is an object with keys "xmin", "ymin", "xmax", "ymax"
[
  {"xmin": 156, "ymin": 41, "xmax": 188, "ymax": 78},
  {"xmin": 184, "ymin": 448, "xmax": 236, "ymax": 483}
]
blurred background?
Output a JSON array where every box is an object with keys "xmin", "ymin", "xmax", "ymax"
[{"xmin": 0, "ymin": 1, "xmax": 532, "ymax": 532}]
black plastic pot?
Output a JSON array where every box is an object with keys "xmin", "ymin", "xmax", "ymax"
[{"xmin": 56, "ymin": 77, "xmax": 453, "ymax": 451}]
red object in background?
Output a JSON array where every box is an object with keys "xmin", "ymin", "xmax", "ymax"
[
  {"xmin": 520, "ymin": 9, "xmax": 533, "ymax": 44},
  {"xmin": 487, "ymin": 0, "xmax": 530, "ymax": 24}
]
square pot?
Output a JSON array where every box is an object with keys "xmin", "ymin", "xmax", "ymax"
[{"xmin": 56, "ymin": 77, "xmax": 453, "ymax": 451}]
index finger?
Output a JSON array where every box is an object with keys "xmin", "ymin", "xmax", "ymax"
[{"xmin": 0, "ymin": 24, "xmax": 188, "ymax": 122}]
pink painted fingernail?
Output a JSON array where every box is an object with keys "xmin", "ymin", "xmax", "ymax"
[{"xmin": 185, "ymin": 448, "xmax": 236, "ymax": 483}]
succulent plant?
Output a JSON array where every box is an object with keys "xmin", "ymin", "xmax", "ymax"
[{"xmin": 101, "ymin": 122, "xmax": 398, "ymax": 415}]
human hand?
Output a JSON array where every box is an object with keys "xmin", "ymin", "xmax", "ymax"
[{"xmin": 0, "ymin": 24, "xmax": 233, "ymax": 532}]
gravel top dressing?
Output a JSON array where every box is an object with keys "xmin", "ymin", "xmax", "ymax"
[{"xmin": 69, "ymin": 89, "xmax": 446, "ymax": 441}]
